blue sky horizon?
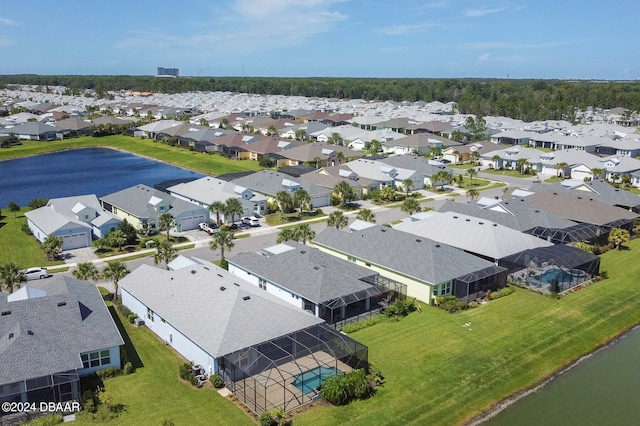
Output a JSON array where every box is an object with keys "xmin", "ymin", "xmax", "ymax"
[{"xmin": 1, "ymin": 1, "xmax": 638, "ymax": 81}]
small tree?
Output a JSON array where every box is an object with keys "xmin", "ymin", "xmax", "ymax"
[
  {"xmin": 0, "ymin": 262, "xmax": 27, "ymax": 293},
  {"xmin": 327, "ymin": 211, "xmax": 348, "ymax": 229},
  {"xmin": 276, "ymin": 228, "xmax": 297, "ymax": 244},
  {"xmin": 401, "ymin": 178, "xmax": 414, "ymax": 196},
  {"xmin": 43, "ymin": 234, "xmax": 63, "ymax": 261},
  {"xmin": 356, "ymin": 208, "xmax": 376, "ymax": 223},
  {"xmin": 294, "ymin": 223, "xmax": 316, "ymax": 245},
  {"xmin": 72, "ymin": 262, "xmax": 100, "ymax": 282},
  {"xmin": 28, "ymin": 198, "xmax": 49, "ymax": 209},
  {"xmin": 225, "ymin": 197, "xmax": 243, "ymax": 225},
  {"xmin": 8, "ymin": 201, "xmax": 20, "ymax": 218},
  {"xmin": 154, "ymin": 241, "xmax": 178, "ymax": 270},
  {"xmin": 293, "ymin": 189, "xmax": 312, "ymax": 215},
  {"xmin": 466, "ymin": 188, "xmax": 480, "ymax": 200},
  {"xmin": 209, "ymin": 201, "xmax": 225, "ymax": 226},
  {"xmin": 274, "ymin": 191, "xmax": 294, "ymax": 217},
  {"xmin": 333, "ymin": 181, "xmax": 356, "ymax": 208},
  {"xmin": 158, "ymin": 212, "xmax": 176, "ymax": 241},
  {"xmin": 400, "ymin": 198, "xmax": 421, "ymax": 215},
  {"xmin": 210, "ymin": 230, "xmax": 235, "ymax": 263},
  {"xmin": 102, "ymin": 260, "xmax": 130, "ymax": 301},
  {"xmin": 466, "ymin": 168, "xmax": 478, "ymax": 185},
  {"xmin": 608, "ymin": 227, "xmax": 630, "ymax": 250}
]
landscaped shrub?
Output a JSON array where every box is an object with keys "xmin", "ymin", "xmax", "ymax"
[
  {"xmin": 490, "ymin": 287, "xmax": 516, "ymax": 300},
  {"xmin": 342, "ymin": 315, "xmax": 386, "ymax": 333},
  {"xmin": 367, "ymin": 364, "xmax": 384, "ymax": 386},
  {"xmin": 23, "ymin": 414, "xmax": 63, "ymax": 426},
  {"xmin": 179, "ymin": 362, "xmax": 193, "ymax": 380},
  {"xmin": 468, "ymin": 301, "xmax": 479, "ymax": 309},
  {"xmin": 436, "ymin": 296, "xmax": 469, "ymax": 313},
  {"xmin": 21, "ymin": 222, "xmax": 32, "ymax": 235},
  {"xmin": 321, "ymin": 369, "xmax": 373, "ymax": 406},
  {"xmin": 123, "ymin": 362, "xmax": 135, "ymax": 375},
  {"xmin": 127, "ymin": 313, "xmax": 139, "ymax": 323},
  {"xmin": 139, "ymin": 237, "xmax": 159, "ymax": 248},
  {"xmin": 117, "ymin": 304, "xmax": 132, "ymax": 318},
  {"xmin": 600, "ymin": 270, "xmax": 609, "ymax": 279},
  {"xmin": 96, "ymin": 367, "xmax": 122, "ymax": 380},
  {"xmin": 259, "ymin": 411, "xmax": 276, "ymax": 426},
  {"xmin": 209, "ymin": 374, "xmax": 225, "ymax": 388}
]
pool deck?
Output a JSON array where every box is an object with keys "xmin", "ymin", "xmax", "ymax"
[{"xmin": 231, "ymin": 350, "xmax": 353, "ymax": 413}]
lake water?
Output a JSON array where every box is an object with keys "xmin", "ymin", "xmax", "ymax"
[
  {"xmin": 0, "ymin": 148, "xmax": 203, "ymax": 208},
  {"xmin": 484, "ymin": 326, "xmax": 640, "ymax": 426}
]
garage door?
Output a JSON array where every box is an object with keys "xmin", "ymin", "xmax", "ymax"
[
  {"xmin": 180, "ymin": 214, "xmax": 206, "ymax": 231},
  {"xmin": 61, "ymin": 232, "xmax": 88, "ymax": 250}
]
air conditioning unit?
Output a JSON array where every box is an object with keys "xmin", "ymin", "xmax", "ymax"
[{"xmin": 133, "ymin": 317, "xmax": 145, "ymax": 327}]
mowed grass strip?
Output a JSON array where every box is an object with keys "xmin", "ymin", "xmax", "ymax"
[
  {"xmin": 73, "ymin": 307, "xmax": 253, "ymax": 426},
  {"xmin": 0, "ymin": 208, "xmax": 64, "ymax": 267},
  {"xmin": 295, "ymin": 239, "xmax": 640, "ymax": 426},
  {"xmin": 0, "ymin": 135, "xmax": 262, "ymax": 176}
]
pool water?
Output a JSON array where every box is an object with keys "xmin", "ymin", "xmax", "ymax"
[
  {"xmin": 292, "ymin": 367, "xmax": 340, "ymax": 394},
  {"xmin": 538, "ymin": 269, "xmax": 569, "ymax": 283}
]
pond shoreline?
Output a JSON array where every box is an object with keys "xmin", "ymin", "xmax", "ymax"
[{"xmin": 465, "ymin": 322, "xmax": 640, "ymax": 425}]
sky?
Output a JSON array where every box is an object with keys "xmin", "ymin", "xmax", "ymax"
[{"xmin": 0, "ymin": 0, "xmax": 638, "ymax": 80}]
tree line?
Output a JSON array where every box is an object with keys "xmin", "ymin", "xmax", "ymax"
[{"xmin": 1, "ymin": 75, "xmax": 639, "ymax": 122}]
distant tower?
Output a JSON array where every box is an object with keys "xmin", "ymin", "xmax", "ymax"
[{"xmin": 156, "ymin": 67, "xmax": 179, "ymax": 78}]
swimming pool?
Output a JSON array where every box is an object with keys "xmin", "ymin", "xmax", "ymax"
[
  {"xmin": 538, "ymin": 269, "xmax": 569, "ymax": 283},
  {"xmin": 292, "ymin": 366, "xmax": 340, "ymax": 394}
]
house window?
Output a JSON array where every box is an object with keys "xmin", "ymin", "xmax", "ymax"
[
  {"xmin": 147, "ymin": 308, "xmax": 154, "ymax": 322},
  {"xmin": 81, "ymin": 349, "xmax": 111, "ymax": 369},
  {"xmin": 258, "ymin": 278, "xmax": 267, "ymax": 290},
  {"xmin": 440, "ymin": 282, "xmax": 452, "ymax": 296}
]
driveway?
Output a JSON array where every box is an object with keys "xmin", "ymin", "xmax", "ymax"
[{"xmin": 61, "ymin": 247, "xmax": 98, "ymax": 264}]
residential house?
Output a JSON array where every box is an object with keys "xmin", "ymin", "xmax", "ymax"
[
  {"xmin": 393, "ymin": 211, "xmax": 554, "ymax": 263},
  {"xmin": 278, "ymin": 142, "xmax": 362, "ymax": 168},
  {"xmin": 0, "ymin": 276, "xmax": 124, "ymax": 405},
  {"xmin": 379, "ymin": 155, "xmax": 454, "ymax": 189},
  {"xmin": 312, "ymin": 222, "xmax": 507, "ymax": 302},
  {"xmin": 381, "ymin": 133, "xmax": 462, "ymax": 155},
  {"xmin": 337, "ymin": 158, "xmax": 422, "ymax": 193},
  {"xmin": 595, "ymin": 136, "xmax": 640, "ymax": 157},
  {"xmin": 167, "ymin": 176, "xmax": 268, "ymax": 218},
  {"xmin": 134, "ymin": 120, "xmax": 183, "ymax": 139},
  {"xmin": 228, "ymin": 242, "xmax": 405, "ymax": 326},
  {"xmin": 231, "ymin": 171, "xmax": 332, "ymax": 208},
  {"xmin": 0, "ymin": 122, "xmax": 64, "ymax": 141},
  {"xmin": 25, "ymin": 195, "xmax": 122, "ymax": 250},
  {"xmin": 100, "ymin": 184, "xmax": 208, "ymax": 232},
  {"xmin": 442, "ymin": 142, "xmax": 493, "ymax": 164},
  {"xmin": 120, "ymin": 263, "xmax": 367, "ymax": 413},
  {"xmin": 489, "ymin": 130, "xmax": 535, "ymax": 146},
  {"xmin": 54, "ymin": 117, "xmax": 93, "ymax": 137},
  {"xmin": 601, "ymin": 155, "xmax": 640, "ymax": 182}
]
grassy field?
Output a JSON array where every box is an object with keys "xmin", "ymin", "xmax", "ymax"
[
  {"xmin": 74, "ymin": 306, "xmax": 253, "ymax": 426},
  {"xmin": 0, "ymin": 135, "xmax": 262, "ymax": 176},
  {"xmin": 294, "ymin": 239, "xmax": 640, "ymax": 426},
  {"xmin": 0, "ymin": 208, "xmax": 65, "ymax": 267},
  {"xmin": 482, "ymin": 168, "xmax": 533, "ymax": 178}
]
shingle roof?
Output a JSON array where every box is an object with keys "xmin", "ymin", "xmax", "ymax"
[
  {"xmin": 394, "ymin": 211, "xmax": 553, "ymax": 260},
  {"xmin": 380, "ymin": 155, "xmax": 453, "ymax": 178},
  {"xmin": 231, "ymin": 171, "xmax": 331, "ymax": 198},
  {"xmin": 279, "ymin": 142, "xmax": 362, "ymax": 162},
  {"xmin": 312, "ymin": 225, "xmax": 498, "ymax": 284},
  {"xmin": 100, "ymin": 184, "xmax": 205, "ymax": 219},
  {"xmin": 119, "ymin": 264, "xmax": 322, "ymax": 357},
  {"xmin": 228, "ymin": 242, "xmax": 378, "ymax": 303},
  {"xmin": 0, "ymin": 276, "xmax": 124, "ymax": 385}
]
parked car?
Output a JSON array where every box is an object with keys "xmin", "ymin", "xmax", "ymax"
[
  {"xmin": 242, "ymin": 216, "xmax": 260, "ymax": 227},
  {"xmin": 198, "ymin": 222, "xmax": 219, "ymax": 235},
  {"xmin": 24, "ymin": 267, "xmax": 49, "ymax": 280}
]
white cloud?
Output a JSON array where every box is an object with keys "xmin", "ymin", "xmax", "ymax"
[
  {"xmin": 116, "ymin": 0, "xmax": 348, "ymax": 52},
  {"xmin": 464, "ymin": 7, "xmax": 506, "ymax": 17},
  {"xmin": 378, "ymin": 22, "xmax": 440, "ymax": 35},
  {"xmin": 0, "ymin": 38, "xmax": 13, "ymax": 47},
  {"xmin": 478, "ymin": 53, "xmax": 490, "ymax": 62},
  {"xmin": 0, "ymin": 17, "xmax": 18, "ymax": 26}
]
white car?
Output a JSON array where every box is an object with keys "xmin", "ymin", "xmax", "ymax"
[
  {"xmin": 242, "ymin": 216, "xmax": 260, "ymax": 227},
  {"xmin": 24, "ymin": 267, "xmax": 49, "ymax": 280}
]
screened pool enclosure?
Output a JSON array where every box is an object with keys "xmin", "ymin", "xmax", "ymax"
[{"xmin": 220, "ymin": 323, "xmax": 368, "ymax": 414}]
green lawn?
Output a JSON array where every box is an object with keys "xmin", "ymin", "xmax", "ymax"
[
  {"xmin": 482, "ymin": 168, "xmax": 533, "ymax": 178},
  {"xmin": 544, "ymin": 176, "xmax": 564, "ymax": 183},
  {"xmin": 295, "ymin": 239, "xmax": 640, "ymax": 426},
  {"xmin": 0, "ymin": 135, "xmax": 262, "ymax": 176},
  {"xmin": 74, "ymin": 306, "xmax": 253, "ymax": 426},
  {"xmin": 0, "ymin": 208, "xmax": 65, "ymax": 267},
  {"xmin": 449, "ymin": 163, "xmax": 476, "ymax": 170}
]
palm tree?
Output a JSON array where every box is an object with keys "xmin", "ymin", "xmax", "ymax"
[
  {"xmin": 313, "ymin": 156, "xmax": 323, "ymax": 169},
  {"xmin": 400, "ymin": 198, "xmax": 421, "ymax": 215},
  {"xmin": 108, "ymin": 230, "xmax": 127, "ymax": 252},
  {"xmin": 154, "ymin": 241, "xmax": 177, "ymax": 270},
  {"xmin": 276, "ymin": 228, "xmax": 297, "ymax": 244},
  {"xmin": 470, "ymin": 151, "xmax": 480, "ymax": 165},
  {"xmin": 42, "ymin": 234, "xmax": 63, "ymax": 261},
  {"xmin": 293, "ymin": 189, "xmax": 312, "ymax": 215},
  {"xmin": 208, "ymin": 201, "xmax": 225, "ymax": 226},
  {"xmin": 368, "ymin": 140, "xmax": 381, "ymax": 155},
  {"xmin": 517, "ymin": 158, "xmax": 529, "ymax": 175},
  {"xmin": 294, "ymin": 223, "xmax": 316, "ymax": 245},
  {"xmin": 451, "ymin": 149, "xmax": 460, "ymax": 164},
  {"xmin": 491, "ymin": 155, "xmax": 501, "ymax": 169},
  {"xmin": 554, "ymin": 162, "xmax": 569, "ymax": 178},
  {"xmin": 356, "ymin": 208, "xmax": 376, "ymax": 223},
  {"xmin": 327, "ymin": 211, "xmax": 348, "ymax": 229},
  {"xmin": 591, "ymin": 168, "xmax": 604, "ymax": 180},
  {"xmin": 102, "ymin": 260, "xmax": 130, "ymax": 301},
  {"xmin": 466, "ymin": 168, "xmax": 478, "ymax": 186},
  {"xmin": 330, "ymin": 132, "xmax": 342, "ymax": 145},
  {"xmin": 158, "ymin": 212, "xmax": 176, "ymax": 241},
  {"xmin": 334, "ymin": 181, "xmax": 356, "ymax": 208},
  {"xmin": 224, "ymin": 197, "xmax": 243, "ymax": 225},
  {"xmin": 72, "ymin": 262, "xmax": 100, "ymax": 282},
  {"xmin": 274, "ymin": 190, "xmax": 293, "ymax": 217},
  {"xmin": 402, "ymin": 178, "xmax": 414, "ymax": 196},
  {"xmin": 466, "ymin": 188, "xmax": 480, "ymax": 200},
  {"xmin": 210, "ymin": 230, "xmax": 235, "ymax": 262},
  {"xmin": 608, "ymin": 227, "xmax": 630, "ymax": 250},
  {"xmin": 0, "ymin": 262, "xmax": 27, "ymax": 293},
  {"xmin": 456, "ymin": 174, "xmax": 464, "ymax": 188},
  {"xmin": 335, "ymin": 151, "xmax": 345, "ymax": 165},
  {"xmin": 380, "ymin": 186, "xmax": 396, "ymax": 202},
  {"xmin": 428, "ymin": 147, "xmax": 440, "ymax": 158}
]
